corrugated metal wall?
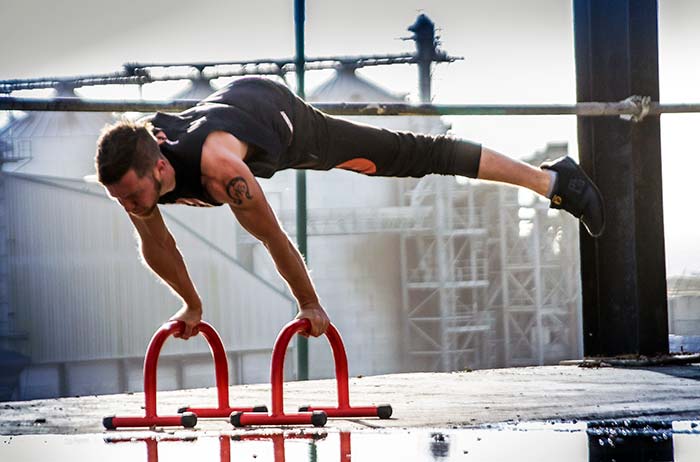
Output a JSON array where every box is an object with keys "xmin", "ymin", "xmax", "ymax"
[
  {"xmin": 6, "ymin": 173, "xmax": 294, "ymax": 364},
  {"xmin": 668, "ymin": 295, "xmax": 700, "ymax": 336}
]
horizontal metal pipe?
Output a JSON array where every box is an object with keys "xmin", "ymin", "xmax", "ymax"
[
  {"xmin": 0, "ymin": 97, "xmax": 200, "ymax": 112},
  {"xmin": 1, "ymin": 96, "xmax": 699, "ymax": 117},
  {"xmin": 1, "ymin": 54, "xmax": 459, "ymax": 92},
  {"xmin": 126, "ymin": 52, "xmax": 420, "ymax": 70}
]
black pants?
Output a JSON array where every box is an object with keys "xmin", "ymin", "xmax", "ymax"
[
  {"xmin": 283, "ymin": 84, "xmax": 483, "ymax": 179},
  {"xmin": 201, "ymin": 77, "xmax": 483, "ymax": 179},
  {"xmin": 318, "ymin": 114, "xmax": 482, "ymax": 178}
]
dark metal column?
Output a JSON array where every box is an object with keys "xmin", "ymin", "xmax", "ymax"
[
  {"xmin": 574, "ymin": 0, "xmax": 668, "ymax": 356},
  {"xmin": 409, "ymin": 14, "xmax": 436, "ymax": 103}
]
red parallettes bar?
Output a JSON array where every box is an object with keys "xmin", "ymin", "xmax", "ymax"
[
  {"xmin": 230, "ymin": 319, "xmax": 327, "ymax": 427},
  {"xmin": 103, "ymin": 320, "xmax": 265, "ymax": 430},
  {"xmin": 230, "ymin": 319, "xmax": 391, "ymax": 427},
  {"xmin": 176, "ymin": 322, "xmax": 267, "ymax": 418}
]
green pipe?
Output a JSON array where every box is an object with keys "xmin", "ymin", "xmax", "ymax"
[{"xmin": 294, "ymin": 0, "xmax": 309, "ymax": 382}]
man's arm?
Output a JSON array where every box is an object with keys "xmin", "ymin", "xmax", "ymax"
[
  {"xmin": 202, "ymin": 134, "xmax": 329, "ymax": 337},
  {"xmin": 129, "ymin": 207, "xmax": 202, "ymax": 339}
]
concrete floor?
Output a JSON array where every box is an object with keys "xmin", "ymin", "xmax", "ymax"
[{"xmin": 1, "ymin": 364, "xmax": 699, "ymax": 435}]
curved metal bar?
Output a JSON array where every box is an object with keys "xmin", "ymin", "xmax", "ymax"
[
  {"xmin": 324, "ymin": 324, "xmax": 350, "ymax": 408},
  {"xmin": 107, "ymin": 320, "xmax": 233, "ymax": 428},
  {"xmin": 230, "ymin": 318, "xmax": 335, "ymax": 427},
  {"xmin": 270, "ymin": 318, "xmax": 311, "ymax": 415},
  {"xmin": 269, "ymin": 319, "xmax": 352, "ymax": 412},
  {"xmin": 196, "ymin": 322, "xmax": 230, "ymax": 409},
  {"xmin": 143, "ymin": 320, "xmax": 230, "ymax": 416},
  {"xmin": 292, "ymin": 322, "xmax": 393, "ymax": 419},
  {"xmin": 143, "ymin": 321, "xmax": 184, "ymax": 417}
]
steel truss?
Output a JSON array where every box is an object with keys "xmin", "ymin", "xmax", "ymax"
[
  {"xmin": 400, "ymin": 156, "xmax": 580, "ymax": 371},
  {"xmin": 399, "ymin": 176, "xmax": 493, "ymax": 372}
]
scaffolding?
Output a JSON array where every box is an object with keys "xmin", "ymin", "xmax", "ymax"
[
  {"xmin": 397, "ymin": 144, "xmax": 581, "ymax": 372},
  {"xmin": 485, "ymin": 187, "xmax": 581, "ymax": 368},
  {"xmin": 397, "ymin": 176, "xmax": 490, "ymax": 372}
]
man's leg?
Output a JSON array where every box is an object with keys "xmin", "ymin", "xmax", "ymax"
[
  {"xmin": 319, "ymin": 115, "xmax": 604, "ymax": 237},
  {"xmin": 475, "ymin": 146, "xmax": 605, "ymax": 237},
  {"xmin": 476, "ymin": 147, "xmax": 552, "ymax": 197}
]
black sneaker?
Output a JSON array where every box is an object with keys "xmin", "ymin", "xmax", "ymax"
[{"xmin": 541, "ymin": 156, "xmax": 605, "ymax": 237}]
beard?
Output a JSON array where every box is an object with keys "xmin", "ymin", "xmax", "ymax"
[{"xmin": 132, "ymin": 174, "xmax": 162, "ymax": 218}]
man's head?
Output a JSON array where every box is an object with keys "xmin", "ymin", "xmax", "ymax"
[{"xmin": 95, "ymin": 120, "xmax": 165, "ymax": 217}]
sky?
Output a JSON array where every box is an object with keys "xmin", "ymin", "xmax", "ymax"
[{"xmin": 0, "ymin": 0, "xmax": 698, "ymax": 276}]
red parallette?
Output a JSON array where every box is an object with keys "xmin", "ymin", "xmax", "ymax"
[
  {"xmin": 103, "ymin": 320, "xmax": 264, "ymax": 430},
  {"xmin": 295, "ymin": 321, "xmax": 392, "ymax": 420},
  {"xmin": 176, "ymin": 322, "xmax": 267, "ymax": 418},
  {"xmin": 230, "ymin": 319, "xmax": 327, "ymax": 427},
  {"xmin": 230, "ymin": 319, "xmax": 391, "ymax": 427}
]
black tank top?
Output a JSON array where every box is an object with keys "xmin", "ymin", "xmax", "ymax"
[{"xmin": 153, "ymin": 78, "xmax": 298, "ymax": 207}]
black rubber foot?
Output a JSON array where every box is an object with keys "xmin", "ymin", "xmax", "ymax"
[
  {"xmin": 180, "ymin": 412, "xmax": 197, "ymax": 428},
  {"xmin": 298, "ymin": 405, "xmax": 310, "ymax": 412},
  {"xmin": 253, "ymin": 405, "xmax": 268, "ymax": 413},
  {"xmin": 177, "ymin": 406, "xmax": 189, "ymax": 414},
  {"xmin": 102, "ymin": 416, "xmax": 115, "ymax": 430},
  {"xmin": 311, "ymin": 411, "xmax": 327, "ymax": 427},
  {"xmin": 230, "ymin": 411, "xmax": 244, "ymax": 427},
  {"xmin": 377, "ymin": 405, "xmax": 393, "ymax": 419}
]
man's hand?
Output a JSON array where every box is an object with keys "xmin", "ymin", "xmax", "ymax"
[
  {"xmin": 169, "ymin": 304, "xmax": 203, "ymax": 340},
  {"xmin": 295, "ymin": 302, "xmax": 330, "ymax": 337}
]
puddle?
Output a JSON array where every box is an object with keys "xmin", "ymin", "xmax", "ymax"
[{"xmin": 1, "ymin": 420, "xmax": 698, "ymax": 461}]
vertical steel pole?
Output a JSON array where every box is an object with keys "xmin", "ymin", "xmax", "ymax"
[
  {"xmin": 574, "ymin": 0, "xmax": 668, "ymax": 356},
  {"xmin": 294, "ymin": 0, "xmax": 309, "ymax": 381}
]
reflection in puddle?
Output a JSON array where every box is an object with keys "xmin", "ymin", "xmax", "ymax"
[
  {"xmin": 587, "ymin": 420, "xmax": 673, "ymax": 461},
  {"xmin": 1, "ymin": 421, "xmax": 698, "ymax": 461}
]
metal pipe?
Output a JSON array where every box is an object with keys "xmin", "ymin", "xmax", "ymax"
[
  {"xmin": 294, "ymin": 0, "xmax": 309, "ymax": 382},
  {"xmin": 2, "ymin": 97, "xmax": 697, "ymax": 118},
  {"xmin": 125, "ymin": 52, "xmax": 426, "ymax": 71}
]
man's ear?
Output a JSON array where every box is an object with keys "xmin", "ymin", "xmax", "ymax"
[{"xmin": 153, "ymin": 157, "xmax": 166, "ymax": 181}]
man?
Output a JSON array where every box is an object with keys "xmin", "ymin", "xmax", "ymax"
[{"xmin": 95, "ymin": 77, "xmax": 604, "ymax": 340}]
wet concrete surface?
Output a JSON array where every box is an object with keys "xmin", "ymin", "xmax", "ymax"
[
  {"xmin": 1, "ymin": 365, "xmax": 700, "ymax": 460},
  {"xmin": 2, "ymin": 423, "xmax": 700, "ymax": 461},
  {"xmin": 2, "ymin": 365, "xmax": 699, "ymax": 435}
]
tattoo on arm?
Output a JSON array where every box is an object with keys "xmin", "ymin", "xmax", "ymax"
[{"xmin": 226, "ymin": 177, "xmax": 254, "ymax": 205}]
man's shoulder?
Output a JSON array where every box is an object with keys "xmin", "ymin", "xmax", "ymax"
[{"xmin": 201, "ymin": 131, "xmax": 247, "ymax": 162}]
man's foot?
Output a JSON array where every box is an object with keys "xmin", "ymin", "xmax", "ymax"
[{"xmin": 541, "ymin": 156, "xmax": 605, "ymax": 237}]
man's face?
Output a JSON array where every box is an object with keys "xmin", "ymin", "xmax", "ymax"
[
  {"xmin": 105, "ymin": 168, "xmax": 161, "ymax": 218},
  {"xmin": 154, "ymin": 130, "xmax": 167, "ymax": 145}
]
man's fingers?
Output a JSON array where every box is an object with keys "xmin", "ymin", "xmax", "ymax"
[
  {"xmin": 180, "ymin": 325, "xmax": 193, "ymax": 340},
  {"xmin": 295, "ymin": 308, "xmax": 330, "ymax": 337},
  {"xmin": 310, "ymin": 321, "xmax": 326, "ymax": 337},
  {"xmin": 314, "ymin": 320, "xmax": 329, "ymax": 337}
]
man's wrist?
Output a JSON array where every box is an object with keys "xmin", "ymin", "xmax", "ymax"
[
  {"xmin": 185, "ymin": 300, "xmax": 203, "ymax": 312},
  {"xmin": 299, "ymin": 300, "xmax": 320, "ymax": 310}
]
